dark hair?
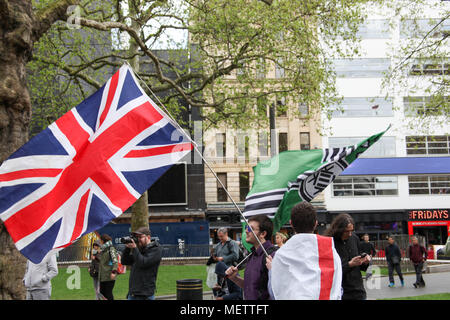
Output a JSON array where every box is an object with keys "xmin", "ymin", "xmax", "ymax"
[
  {"xmin": 248, "ymin": 214, "xmax": 273, "ymax": 241},
  {"xmin": 291, "ymin": 202, "xmax": 317, "ymax": 233},
  {"xmin": 324, "ymin": 213, "xmax": 354, "ymax": 239},
  {"xmin": 100, "ymin": 234, "xmax": 112, "ymax": 243}
]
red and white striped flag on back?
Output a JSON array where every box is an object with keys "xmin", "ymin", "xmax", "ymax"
[
  {"xmin": 270, "ymin": 233, "xmax": 342, "ymax": 300},
  {"xmin": 0, "ymin": 64, "xmax": 193, "ymax": 263}
]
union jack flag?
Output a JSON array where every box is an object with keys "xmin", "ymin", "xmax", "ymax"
[{"xmin": 0, "ymin": 65, "xmax": 193, "ymax": 263}]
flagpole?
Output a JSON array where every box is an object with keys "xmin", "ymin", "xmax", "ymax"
[{"xmin": 126, "ymin": 62, "xmax": 270, "ymax": 258}]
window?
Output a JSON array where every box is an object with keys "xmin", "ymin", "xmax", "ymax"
[
  {"xmin": 275, "ymin": 58, "xmax": 285, "ymax": 78},
  {"xmin": 333, "ymin": 176, "xmax": 398, "ymax": 197},
  {"xmin": 330, "ymin": 97, "xmax": 393, "ymax": 117},
  {"xmin": 333, "ymin": 58, "xmax": 391, "ymax": 78},
  {"xmin": 410, "ymin": 60, "xmax": 449, "ymax": 76},
  {"xmin": 217, "ymin": 173, "xmax": 228, "ymax": 201},
  {"xmin": 406, "ymin": 136, "xmax": 450, "ymax": 155},
  {"xmin": 328, "ymin": 136, "xmax": 396, "ymax": 157},
  {"xmin": 258, "ymin": 132, "xmax": 269, "ymax": 157},
  {"xmin": 276, "ymin": 96, "xmax": 287, "ymax": 117},
  {"xmin": 148, "ymin": 163, "xmax": 187, "ymax": 205},
  {"xmin": 279, "ymin": 132, "xmax": 288, "ymax": 153},
  {"xmin": 356, "ymin": 19, "xmax": 391, "ymax": 39},
  {"xmin": 401, "ymin": 18, "xmax": 450, "ymax": 39},
  {"xmin": 255, "ymin": 58, "xmax": 266, "ymax": 79},
  {"xmin": 404, "ymin": 96, "xmax": 449, "ymax": 117},
  {"xmin": 300, "ymin": 132, "xmax": 310, "ymax": 150},
  {"xmin": 298, "ymin": 103, "xmax": 309, "ymax": 117},
  {"xmin": 235, "ymin": 135, "xmax": 250, "ymax": 162},
  {"xmin": 239, "ymin": 172, "xmax": 250, "ymax": 201},
  {"xmin": 216, "ymin": 133, "xmax": 226, "ymax": 157},
  {"xmin": 408, "ymin": 175, "xmax": 450, "ymax": 195}
]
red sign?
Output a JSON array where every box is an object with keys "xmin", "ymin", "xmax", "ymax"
[{"xmin": 408, "ymin": 209, "xmax": 449, "ymax": 221}]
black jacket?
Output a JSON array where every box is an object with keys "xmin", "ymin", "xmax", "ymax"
[
  {"xmin": 385, "ymin": 243, "xmax": 401, "ymax": 264},
  {"xmin": 121, "ymin": 241, "xmax": 162, "ymax": 297},
  {"xmin": 360, "ymin": 241, "xmax": 377, "ymax": 256},
  {"xmin": 334, "ymin": 234, "xmax": 368, "ymax": 300}
]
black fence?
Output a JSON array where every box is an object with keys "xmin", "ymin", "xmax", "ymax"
[{"xmin": 56, "ymin": 244, "xmax": 211, "ymax": 264}]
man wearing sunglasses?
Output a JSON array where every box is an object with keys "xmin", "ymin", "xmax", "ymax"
[{"xmin": 226, "ymin": 214, "xmax": 276, "ymax": 300}]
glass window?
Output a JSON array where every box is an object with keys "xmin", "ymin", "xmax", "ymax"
[
  {"xmin": 216, "ymin": 133, "xmax": 226, "ymax": 157},
  {"xmin": 330, "ymin": 97, "xmax": 393, "ymax": 117},
  {"xmin": 333, "ymin": 176, "xmax": 398, "ymax": 197},
  {"xmin": 332, "ymin": 58, "xmax": 391, "ymax": 78},
  {"xmin": 328, "ymin": 136, "xmax": 396, "ymax": 157},
  {"xmin": 356, "ymin": 19, "xmax": 391, "ymax": 39},
  {"xmin": 406, "ymin": 135, "xmax": 450, "ymax": 155},
  {"xmin": 300, "ymin": 132, "xmax": 310, "ymax": 150},
  {"xmin": 276, "ymin": 96, "xmax": 287, "ymax": 117},
  {"xmin": 217, "ymin": 173, "xmax": 228, "ymax": 201},
  {"xmin": 275, "ymin": 58, "xmax": 285, "ymax": 78},
  {"xmin": 401, "ymin": 18, "xmax": 450, "ymax": 39},
  {"xmin": 279, "ymin": 132, "xmax": 288, "ymax": 153},
  {"xmin": 239, "ymin": 172, "xmax": 250, "ymax": 201},
  {"xmin": 258, "ymin": 132, "xmax": 269, "ymax": 157},
  {"xmin": 408, "ymin": 175, "xmax": 450, "ymax": 195},
  {"xmin": 404, "ymin": 96, "xmax": 449, "ymax": 117},
  {"xmin": 298, "ymin": 103, "xmax": 309, "ymax": 117}
]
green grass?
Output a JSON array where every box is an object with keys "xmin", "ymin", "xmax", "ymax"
[
  {"xmin": 385, "ymin": 293, "xmax": 450, "ymax": 300},
  {"xmin": 52, "ymin": 265, "xmax": 211, "ymax": 300}
]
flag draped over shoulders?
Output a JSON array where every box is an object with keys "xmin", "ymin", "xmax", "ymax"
[
  {"xmin": 270, "ymin": 233, "xmax": 342, "ymax": 300},
  {"xmin": 0, "ymin": 64, "xmax": 193, "ymax": 263},
  {"xmin": 243, "ymin": 127, "xmax": 389, "ymax": 234}
]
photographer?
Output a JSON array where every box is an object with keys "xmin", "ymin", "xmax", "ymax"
[{"xmin": 121, "ymin": 226, "xmax": 162, "ymax": 300}]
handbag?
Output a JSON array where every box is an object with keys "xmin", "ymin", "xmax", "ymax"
[{"xmin": 391, "ymin": 256, "xmax": 400, "ymax": 265}]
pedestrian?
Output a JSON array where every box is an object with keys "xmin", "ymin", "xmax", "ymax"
[
  {"xmin": 360, "ymin": 234, "xmax": 377, "ymax": 280},
  {"xmin": 268, "ymin": 202, "xmax": 342, "ymax": 300},
  {"xmin": 275, "ymin": 232, "xmax": 288, "ymax": 248},
  {"xmin": 324, "ymin": 213, "xmax": 370, "ymax": 300},
  {"xmin": 213, "ymin": 227, "xmax": 239, "ymax": 267},
  {"xmin": 214, "ymin": 261, "xmax": 243, "ymax": 300},
  {"xmin": 88, "ymin": 240, "xmax": 102, "ymax": 300},
  {"xmin": 385, "ymin": 235, "xmax": 404, "ymax": 288},
  {"xmin": 408, "ymin": 236, "xmax": 427, "ymax": 288},
  {"xmin": 226, "ymin": 214, "xmax": 277, "ymax": 300},
  {"xmin": 121, "ymin": 226, "xmax": 162, "ymax": 300},
  {"xmin": 23, "ymin": 253, "xmax": 58, "ymax": 300},
  {"xmin": 98, "ymin": 234, "xmax": 119, "ymax": 300}
]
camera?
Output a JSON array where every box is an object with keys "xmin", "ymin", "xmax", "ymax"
[{"xmin": 120, "ymin": 235, "xmax": 138, "ymax": 244}]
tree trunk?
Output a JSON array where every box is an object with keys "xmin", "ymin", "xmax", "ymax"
[{"xmin": 0, "ymin": 0, "xmax": 35, "ymax": 300}]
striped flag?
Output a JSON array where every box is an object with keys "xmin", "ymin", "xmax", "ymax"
[
  {"xmin": 270, "ymin": 233, "xmax": 342, "ymax": 300},
  {"xmin": 0, "ymin": 64, "xmax": 193, "ymax": 263},
  {"xmin": 243, "ymin": 127, "xmax": 389, "ymax": 235}
]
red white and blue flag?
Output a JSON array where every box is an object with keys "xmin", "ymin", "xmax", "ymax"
[{"xmin": 0, "ymin": 64, "xmax": 193, "ymax": 263}]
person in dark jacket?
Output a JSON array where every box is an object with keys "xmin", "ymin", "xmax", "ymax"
[
  {"xmin": 360, "ymin": 234, "xmax": 377, "ymax": 280},
  {"xmin": 121, "ymin": 226, "xmax": 162, "ymax": 300},
  {"xmin": 385, "ymin": 236, "xmax": 404, "ymax": 288},
  {"xmin": 325, "ymin": 213, "xmax": 370, "ymax": 300},
  {"xmin": 214, "ymin": 261, "xmax": 243, "ymax": 300},
  {"xmin": 408, "ymin": 236, "xmax": 427, "ymax": 288}
]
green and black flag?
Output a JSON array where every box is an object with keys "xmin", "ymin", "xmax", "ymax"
[{"xmin": 241, "ymin": 126, "xmax": 390, "ymax": 249}]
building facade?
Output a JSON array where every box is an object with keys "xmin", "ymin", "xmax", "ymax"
[{"xmin": 323, "ymin": 4, "xmax": 450, "ymax": 245}]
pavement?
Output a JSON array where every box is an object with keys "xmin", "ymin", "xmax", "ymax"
[
  {"xmin": 157, "ymin": 271, "xmax": 450, "ymax": 300},
  {"xmin": 365, "ymin": 271, "xmax": 450, "ymax": 300}
]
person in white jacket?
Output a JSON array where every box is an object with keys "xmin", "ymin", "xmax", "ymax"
[{"xmin": 23, "ymin": 253, "xmax": 58, "ymax": 300}]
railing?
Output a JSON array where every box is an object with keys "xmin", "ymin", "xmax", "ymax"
[{"xmin": 56, "ymin": 244, "xmax": 211, "ymax": 264}]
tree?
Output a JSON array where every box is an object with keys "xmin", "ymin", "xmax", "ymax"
[
  {"xmin": 1, "ymin": 0, "xmax": 373, "ymax": 298},
  {"xmin": 0, "ymin": 0, "xmax": 79, "ymax": 300}
]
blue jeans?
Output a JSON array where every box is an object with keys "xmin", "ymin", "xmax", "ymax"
[{"xmin": 127, "ymin": 294, "xmax": 155, "ymax": 300}]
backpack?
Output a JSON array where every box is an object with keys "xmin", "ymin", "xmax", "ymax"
[{"xmin": 88, "ymin": 258, "xmax": 99, "ymax": 278}]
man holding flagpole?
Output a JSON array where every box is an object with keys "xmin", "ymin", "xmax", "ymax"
[{"xmin": 226, "ymin": 214, "xmax": 277, "ymax": 300}]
